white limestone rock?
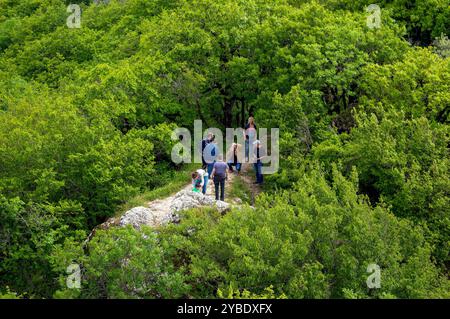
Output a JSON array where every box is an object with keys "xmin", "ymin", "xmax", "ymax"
[{"xmin": 119, "ymin": 206, "xmax": 153, "ymax": 228}]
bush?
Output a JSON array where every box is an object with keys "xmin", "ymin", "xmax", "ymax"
[
  {"xmin": 159, "ymin": 167, "xmax": 449, "ymax": 298},
  {"xmin": 52, "ymin": 226, "xmax": 189, "ymax": 299}
]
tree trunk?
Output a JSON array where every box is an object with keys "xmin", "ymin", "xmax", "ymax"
[
  {"xmin": 223, "ymin": 96, "xmax": 233, "ymax": 128},
  {"xmin": 241, "ymin": 98, "xmax": 246, "ymax": 127}
]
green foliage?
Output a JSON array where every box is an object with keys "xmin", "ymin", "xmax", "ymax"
[
  {"xmin": 52, "ymin": 226, "xmax": 189, "ymax": 298},
  {"xmin": 359, "ymin": 48, "xmax": 450, "ymax": 123},
  {"xmin": 0, "ymin": 0, "xmax": 448, "ymax": 299},
  {"xmin": 313, "ymin": 108, "xmax": 450, "ymax": 266},
  {"xmin": 0, "ymin": 287, "xmax": 23, "ymax": 299},
  {"xmin": 130, "ymin": 123, "xmax": 178, "ymax": 163},
  {"xmin": 218, "ymin": 285, "xmax": 287, "ymax": 299},
  {"xmin": 323, "ymin": 0, "xmax": 450, "ymax": 45},
  {"xmin": 433, "ymin": 33, "xmax": 450, "ymax": 58},
  {"xmin": 114, "ymin": 163, "xmax": 196, "ymax": 216},
  {"xmin": 0, "ymin": 66, "xmax": 160, "ymax": 297},
  {"xmin": 228, "ymin": 176, "xmax": 252, "ymax": 204},
  {"xmin": 155, "ymin": 167, "xmax": 449, "ymax": 298}
]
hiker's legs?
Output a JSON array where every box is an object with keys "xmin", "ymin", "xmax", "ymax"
[
  {"xmin": 227, "ymin": 162, "xmax": 234, "ymax": 172},
  {"xmin": 207, "ymin": 163, "xmax": 214, "ymax": 178},
  {"xmin": 202, "ymin": 175, "xmax": 208, "ymax": 195},
  {"xmin": 245, "ymin": 140, "xmax": 249, "ymax": 161},
  {"xmin": 220, "ymin": 178, "xmax": 225, "ymax": 201},
  {"xmin": 236, "ymin": 163, "xmax": 241, "ymax": 172},
  {"xmin": 213, "ymin": 177, "xmax": 220, "ymax": 200},
  {"xmin": 256, "ymin": 162, "xmax": 263, "ymax": 183},
  {"xmin": 254, "ymin": 162, "xmax": 263, "ymax": 183}
]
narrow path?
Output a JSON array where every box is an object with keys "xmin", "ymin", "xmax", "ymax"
[
  {"xmin": 90, "ymin": 164, "xmax": 259, "ymax": 238},
  {"xmin": 239, "ymin": 163, "xmax": 262, "ymax": 206},
  {"xmin": 145, "ymin": 168, "xmax": 237, "ymax": 225}
]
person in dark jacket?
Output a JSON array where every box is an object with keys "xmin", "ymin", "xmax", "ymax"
[{"xmin": 201, "ymin": 132, "xmax": 214, "ymax": 169}]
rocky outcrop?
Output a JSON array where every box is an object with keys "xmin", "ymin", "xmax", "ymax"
[
  {"xmin": 215, "ymin": 200, "xmax": 231, "ymax": 213},
  {"xmin": 170, "ymin": 190, "xmax": 230, "ymax": 213},
  {"xmin": 167, "ymin": 190, "xmax": 231, "ymax": 225},
  {"xmin": 232, "ymin": 197, "xmax": 243, "ymax": 205},
  {"xmin": 119, "ymin": 190, "xmax": 231, "ymax": 229},
  {"xmin": 170, "ymin": 190, "xmax": 216, "ymax": 212},
  {"xmin": 119, "ymin": 206, "xmax": 154, "ymax": 228}
]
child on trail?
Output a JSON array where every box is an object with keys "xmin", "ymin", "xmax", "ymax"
[
  {"xmin": 192, "ymin": 181, "xmax": 202, "ymax": 193},
  {"xmin": 196, "ymin": 168, "xmax": 208, "ymax": 195},
  {"xmin": 191, "ymin": 171, "xmax": 203, "ymax": 191}
]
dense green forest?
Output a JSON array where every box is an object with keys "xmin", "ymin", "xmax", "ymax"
[{"xmin": 0, "ymin": 0, "xmax": 449, "ymax": 299}]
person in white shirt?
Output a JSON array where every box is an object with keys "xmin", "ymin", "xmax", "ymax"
[{"xmin": 196, "ymin": 168, "xmax": 208, "ymax": 195}]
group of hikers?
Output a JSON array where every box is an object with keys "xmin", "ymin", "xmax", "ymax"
[{"xmin": 191, "ymin": 116, "xmax": 266, "ymax": 201}]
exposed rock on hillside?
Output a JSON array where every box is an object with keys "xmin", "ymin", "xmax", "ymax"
[{"xmin": 119, "ymin": 190, "xmax": 231, "ymax": 229}]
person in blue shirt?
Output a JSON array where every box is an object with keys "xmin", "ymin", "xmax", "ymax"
[{"xmin": 204, "ymin": 138, "xmax": 218, "ymax": 178}]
